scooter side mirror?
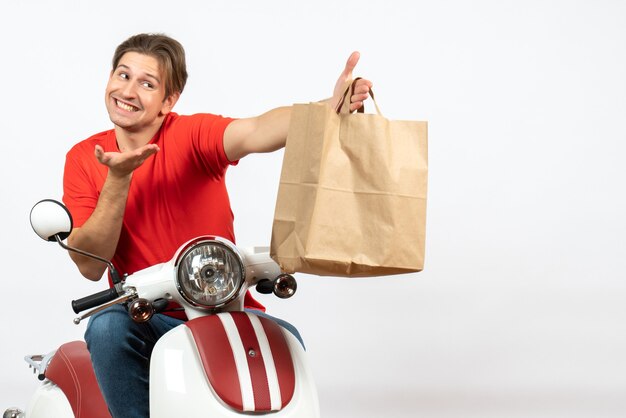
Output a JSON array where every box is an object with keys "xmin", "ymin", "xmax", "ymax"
[
  {"xmin": 30, "ymin": 199, "xmax": 73, "ymax": 242},
  {"xmin": 29, "ymin": 199, "xmax": 122, "ymax": 285}
]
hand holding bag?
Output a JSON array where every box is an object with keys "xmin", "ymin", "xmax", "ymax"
[{"xmin": 270, "ymin": 79, "xmax": 428, "ymax": 277}]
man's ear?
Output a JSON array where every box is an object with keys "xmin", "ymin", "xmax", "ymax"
[{"xmin": 160, "ymin": 92, "xmax": 180, "ymax": 116}]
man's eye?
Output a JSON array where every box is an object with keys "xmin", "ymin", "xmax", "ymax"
[
  {"xmin": 142, "ymin": 81, "xmax": 154, "ymax": 89},
  {"xmin": 119, "ymin": 73, "xmax": 129, "ymax": 80}
]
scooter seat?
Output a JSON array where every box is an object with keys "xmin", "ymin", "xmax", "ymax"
[{"xmin": 46, "ymin": 340, "xmax": 111, "ymax": 418}]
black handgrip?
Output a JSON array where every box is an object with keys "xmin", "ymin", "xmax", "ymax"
[
  {"xmin": 153, "ymin": 298, "xmax": 169, "ymax": 314},
  {"xmin": 72, "ymin": 288, "xmax": 120, "ymax": 314},
  {"xmin": 255, "ymin": 279, "xmax": 274, "ymax": 295}
]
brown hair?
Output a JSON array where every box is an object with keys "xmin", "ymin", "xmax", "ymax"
[{"xmin": 112, "ymin": 33, "xmax": 188, "ymax": 98}]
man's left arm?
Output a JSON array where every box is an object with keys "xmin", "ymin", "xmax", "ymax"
[{"xmin": 223, "ymin": 52, "xmax": 373, "ymax": 161}]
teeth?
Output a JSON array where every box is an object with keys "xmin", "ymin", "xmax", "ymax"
[{"xmin": 116, "ymin": 100, "xmax": 138, "ymax": 112}]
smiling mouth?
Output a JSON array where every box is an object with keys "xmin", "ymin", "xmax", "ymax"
[{"xmin": 116, "ymin": 99, "xmax": 139, "ymax": 112}]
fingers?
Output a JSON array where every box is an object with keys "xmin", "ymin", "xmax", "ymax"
[
  {"xmin": 94, "ymin": 145, "xmax": 111, "ymax": 165},
  {"xmin": 332, "ymin": 53, "xmax": 373, "ymax": 112},
  {"xmin": 124, "ymin": 144, "xmax": 160, "ymax": 168},
  {"xmin": 333, "ymin": 51, "xmax": 361, "ymax": 97},
  {"xmin": 341, "ymin": 51, "xmax": 361, "ymax": 80},
  {"xmin": 353, "ymin": 78, "xmax": 373, "ymax": 93},
  {"xmin": 93, "ymin": 144, "xmax": 160, "ymax": 173},
  {"xmin": 350, "ymin": 101, "xmax": 365, "ymax": 112},
  {"xmin": 351, "ymin": 84, "xmax": 371, "ymax": 102},
  {"xmin": 349, "ymin": 78, "xmax": 373, "ymax": 111},
  {"xmin": 135, "ymin": 144, "xmax": 160, "ymax": 160},
  {"xmin": 138, "ymin": 144, "xmax": 160, "ymax": 153}
]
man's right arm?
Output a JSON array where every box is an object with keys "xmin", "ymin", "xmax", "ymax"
[
  {"xmin": 67, "ymin": 143, "xmax": 159, "ymax": 281},
  {"xmin": 67, "ymin": 172, "xmax": 131, "ymax": 280}
]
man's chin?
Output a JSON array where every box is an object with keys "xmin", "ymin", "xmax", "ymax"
[{"xmin": 108, "ymin": 114, "xmax": 138, "ymax": 132}]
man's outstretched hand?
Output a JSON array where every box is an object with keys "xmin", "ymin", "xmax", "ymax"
[
  {"xmin": 94, "ymin": 144, "xmax": 160, "ymax": 178},
  {"xmin": 332, "ymin": 51, "xmax": 373, "ymax": 112}
]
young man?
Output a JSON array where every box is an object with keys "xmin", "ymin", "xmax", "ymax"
[{"xmin": 62, "ymin": 33, "xmax": 372, "ymax": 418}]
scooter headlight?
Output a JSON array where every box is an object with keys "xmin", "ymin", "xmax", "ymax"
[{"xmin": 175, "ymin": 238, "xmax": 245, "ymax": 309}]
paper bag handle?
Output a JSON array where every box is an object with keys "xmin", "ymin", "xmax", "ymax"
[{"xmin": 335, "ymin": 77, "xmax": 383, "ymax": 116}]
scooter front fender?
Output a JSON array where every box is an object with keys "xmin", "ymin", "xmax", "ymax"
[{"xmin": 150, "ymin": 312, "xmax": 320, "ymax": 418}]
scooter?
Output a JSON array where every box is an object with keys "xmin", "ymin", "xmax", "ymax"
[{"xmin": 4, "ymin": 199, "xmax": 319, "ymax": 418}]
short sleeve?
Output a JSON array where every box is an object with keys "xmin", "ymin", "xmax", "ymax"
[{"xmin": 62, "ymin": 142, "xmax": 104, "ymax": 228}]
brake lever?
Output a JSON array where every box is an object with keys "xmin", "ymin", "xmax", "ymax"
[{"xmin": 73, "ymin": 290, "xmax": 136, "ymax": 325}]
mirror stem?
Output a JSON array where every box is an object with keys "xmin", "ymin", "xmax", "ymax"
[{"xmin": 54, "ymin": 235, "xmax": 122, "ymax": 284}]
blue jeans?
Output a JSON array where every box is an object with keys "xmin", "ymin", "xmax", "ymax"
[{"xmin": 85, "ymin": 304, "xmax": 303, "ymax": 418}]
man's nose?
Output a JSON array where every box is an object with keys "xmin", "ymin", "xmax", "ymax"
[{"xmin": 121, "ymin": 81, "xmax": 137, "ymax": 98}]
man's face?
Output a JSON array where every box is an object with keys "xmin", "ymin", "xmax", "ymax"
[{"xmin": 105, "ymin": 52, "xmax": 178, "ymax": 134}]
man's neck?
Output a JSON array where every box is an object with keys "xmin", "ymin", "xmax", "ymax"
[{"xmin": 114, "ymin": 119, "xmax": 164, "ymax": 152}]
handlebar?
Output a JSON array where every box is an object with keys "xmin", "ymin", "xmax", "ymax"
[
  {"xmin": 255, "ymin": 274, "xmax": 297, "ymax": 299},
  {"xmin": 72, "ymin": 288, "xmax": 120, "ymax": 314},
  {"xmin": 255, "ymin": 279, "xmax": 275, "ymax": 295}
]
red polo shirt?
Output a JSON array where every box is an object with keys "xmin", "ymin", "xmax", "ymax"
[{"xmin": 63, "ymin": 112, "xmax": 264, "ymax": 314}]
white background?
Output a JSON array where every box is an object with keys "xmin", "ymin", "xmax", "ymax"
[{"xmin": 1, "ymin": 1, "xmax": 625, "ymax": 417}]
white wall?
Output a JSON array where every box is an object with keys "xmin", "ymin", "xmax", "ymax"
[{"xmin": 1, "ymin": 1, "xmax": 625, "ymax": 417}]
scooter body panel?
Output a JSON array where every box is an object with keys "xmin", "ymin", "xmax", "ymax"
[
  {"xmin": 24, "ymin": 381, "xmax": 73, "ymax": 418},
  {"xmin": 13, "ymin": 216, "xmax": 321, "ymax": 418},
  {"xmin": 150, "ymin": 313, "xmax": 320, "ymax": 418}
]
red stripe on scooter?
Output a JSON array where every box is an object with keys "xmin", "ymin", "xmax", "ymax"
[
  {"xmin": 185, "ymin": 316, "xmax": 243, "ymax": 410},
  {"xmin": 260, "ymin": 317, "xmax": 296, "ymax": 407},
  {"xmin": 232, "ymin": 313, "xmax": 272, "ymax": 411}
]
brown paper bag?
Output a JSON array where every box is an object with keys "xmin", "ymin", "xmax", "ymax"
[{"xmin": 270, "ymin": 80, "xmax": 428, "ymax": 276}]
